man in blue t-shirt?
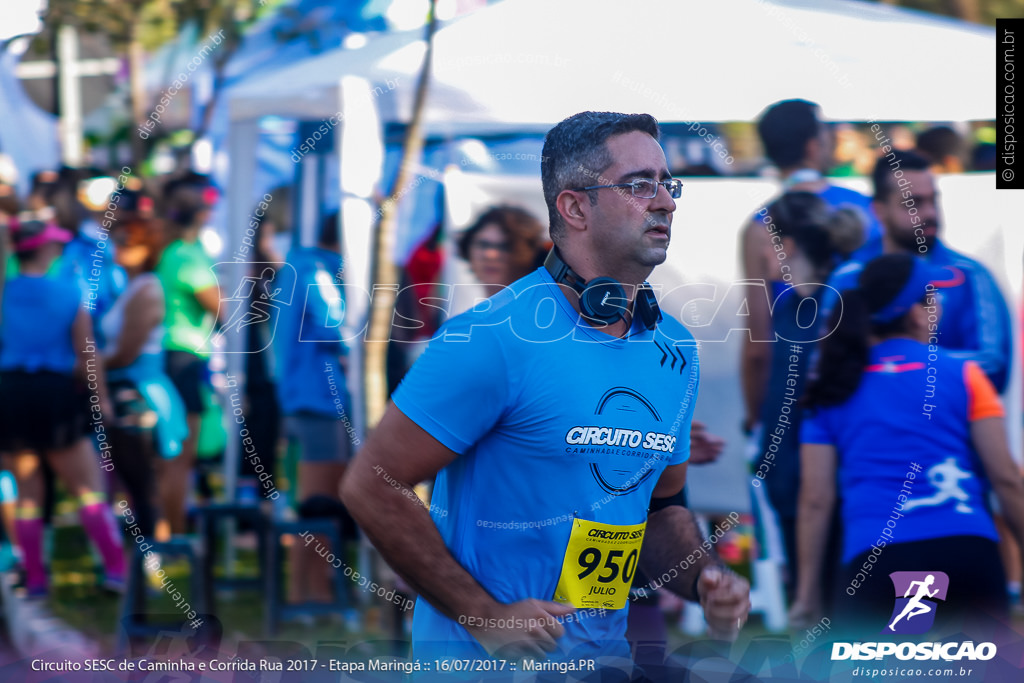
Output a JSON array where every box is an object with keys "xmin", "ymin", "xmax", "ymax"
[
  {"xmin": 820, "ymin": 149, "xmax": 1012, "ymax": 393},
  {"xmin": 342, "ymin": 112, "xmax": 750, "ymax": 670}
]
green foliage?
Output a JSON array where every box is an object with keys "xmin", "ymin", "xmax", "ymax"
[
  {"xmin": 866, "ymin": 0, "xmax": 1023, "ymax": 26},
  {"xmin": 40, "ymin": 0, "xmax": 266, "ymax": 54}
]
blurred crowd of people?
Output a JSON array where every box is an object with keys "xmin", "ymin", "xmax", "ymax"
[
  {"xmin": 739, "ymin": 100, "xmax": 1021, "ymax": 637},
  {"xmin": 0, "ymin": 167, "xmax": 361, "ymax": 606},
  {"xmin": 0, "ymin": 96, "xmax": 1017, "ymax": 650}
]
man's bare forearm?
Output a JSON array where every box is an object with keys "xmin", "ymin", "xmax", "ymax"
[
  {"xmin": 637, "ymin": 505, "xmax": 720, "ymax": 601},
  {"xmin": 341, "ymin": 464, "xmax": 497, "ymax": 622}
]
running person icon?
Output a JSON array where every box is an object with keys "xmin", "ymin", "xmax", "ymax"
[
  {"xmin": 903, "ymin": 458, "xmax": 974, "ymax": 514},
  {"xmin": 214, "ymin": 268, "xmax": 283, "ymax": 343},
  {"xmin": 887, "ymin": 574, "xmax": 939, "ymax": 631}
]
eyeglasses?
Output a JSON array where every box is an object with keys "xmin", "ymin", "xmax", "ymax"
[{"xmin": 573, "ymin": 178, "xmax": 683, "ymax": 199}]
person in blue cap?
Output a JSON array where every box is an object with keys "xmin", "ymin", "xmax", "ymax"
[{"xmin": 789, "ymin": 253, "xmax": 1024, "ymax": 633}]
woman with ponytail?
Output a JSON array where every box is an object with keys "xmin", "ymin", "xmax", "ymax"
[
  {"xmin": 750, "ymin": 191, "xmax": 864, "ymax": 601},
  {"xmin": 789, "ymin": 253, "xmax": 1024, "ymax": 634}
]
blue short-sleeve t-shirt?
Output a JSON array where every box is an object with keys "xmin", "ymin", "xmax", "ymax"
[
  {"xmin": 1, "ymin": 275, "xmax": 82, "ymax": 374},
  {"xmin": 800, "ymin": 338, "xmax": 999, "ymax": 564},
  {"xmin": 272, "ymin": 247, "xmax": 350, "ymax": 418},
  {"xmin": 393, "ymin": 268, "xmax": 700, "ymax": 663}
]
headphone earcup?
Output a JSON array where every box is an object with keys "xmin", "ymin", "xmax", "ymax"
[
  {"xmin": 580, "ymin": 277, "xmax": 628, "ymax": 324},
  {"xmin": 635, "ymin": 284, "xmax": 662, "ymax": 330}
]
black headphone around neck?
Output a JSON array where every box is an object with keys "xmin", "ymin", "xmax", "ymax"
[{"xmin": 543, "ymin": 248, "xmax": 661, "ymax": 330}]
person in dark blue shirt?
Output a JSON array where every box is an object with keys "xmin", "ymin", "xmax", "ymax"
[
  {"xmin": 750, "ymin": 191, "xmax": 864, "ymax": 602},
  {"xmin": 820, "ymin": 149, "xmax": 1012, "ymax": 394}
]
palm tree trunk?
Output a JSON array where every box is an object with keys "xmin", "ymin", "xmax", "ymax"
[
  {"xmin": 363, "ymin": 0, "xmax": 438, "ymax": 430},
  {"xmin": 127, "ymin": 15, "xmax": 147, "ymax": 168}
]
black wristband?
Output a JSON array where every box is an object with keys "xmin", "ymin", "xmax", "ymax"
[{"xmin": 649, "ymin": 487, "xmax": 688, "ymax": 515}]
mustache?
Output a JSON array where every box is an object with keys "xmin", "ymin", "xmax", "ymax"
[
  {"xmin": 920, "ymin": 220, "xmax": 940, "ymax": 230},
  {"xmin": 642, "ymin": 213, "xmax": 671, "ymax": 230}
]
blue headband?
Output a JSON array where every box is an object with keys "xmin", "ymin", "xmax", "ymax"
[{"xmin": 870, "ymin": 258, "xmax": 938, "ymax": 323}]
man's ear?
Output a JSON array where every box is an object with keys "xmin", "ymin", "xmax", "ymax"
[
  {"xmin": 556, "ymin": 189, "xmax": 588, "ymax": 232},
  {"xmin": 804, "ymin": 136, "xmax": 822, "ymax": 170},
  {"xmin": 908, "ymin": 302, "xmax": 929, "ymax": 335}
]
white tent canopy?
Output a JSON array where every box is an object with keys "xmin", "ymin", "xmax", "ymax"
[{"xmin": 229, "ymin": 0, "xmax": 996, "ymax": 130}]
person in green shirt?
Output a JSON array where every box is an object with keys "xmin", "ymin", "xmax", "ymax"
[{"xmin": 154, "ymin": 179, "xmax": 221, "ymax": 538}]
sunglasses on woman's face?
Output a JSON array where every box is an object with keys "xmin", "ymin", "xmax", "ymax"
[
  {"xmin": 112, "ymin": 221, "xmax": 151, "ymax": 247},
  {"xmin": 470, "ymin": 239, "xmax": 510, "ymax": 253}
]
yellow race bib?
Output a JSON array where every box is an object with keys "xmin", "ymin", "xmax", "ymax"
[{"xmin": 553, "ymin": 518, "xmax": 646, "ymax": 610}]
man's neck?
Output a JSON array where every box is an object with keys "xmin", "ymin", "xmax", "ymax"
[
  {"xmin": 176, "ymin": 226, "xmax": 200, "ymax": 242},
  {"xmin": 780, "ymin": 166, "xmax": 826, "ymax": 191},
  {"xmin": 568, "ymin": 249, "xmax": 651, "ymax": 292},
  {"xmin": 556, "ymin": 250, "xmax": 647, "ymax": 339},
  {"xmin": 870, "ymin": 332, "xmax": 924, "ymax": 346}
]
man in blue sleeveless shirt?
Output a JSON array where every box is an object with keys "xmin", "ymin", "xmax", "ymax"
[{"xmin": 343, "ymin": 112, "xmax": 750, "ymax": 674}]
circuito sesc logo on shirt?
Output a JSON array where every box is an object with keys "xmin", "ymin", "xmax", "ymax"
[{"xmin": 563, "ymin": 387, "xmax": 679, "ymax": 496}]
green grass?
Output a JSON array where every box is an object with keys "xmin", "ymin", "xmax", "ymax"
[
  {"xmin": 43, "ymin": 514, "xmax": 1022, "ymax": 664},
  {"xmin": 45, "ymin": 523, "xmax": 398, "ymax": 656}
]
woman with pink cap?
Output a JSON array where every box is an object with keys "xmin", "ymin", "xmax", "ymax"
[{"xmin": 0, "ymin": 212, "xmax": 125, "ymax": 595}]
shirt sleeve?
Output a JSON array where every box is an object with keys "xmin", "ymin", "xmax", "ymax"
[
  {"xmin": 964, "ymin": 360, "xmax": 1005, "ymax": 422},
  {"xmin": 941, "ymin": 262, "xmax": 1012, "ymax": 393},
  {"xmin": 178, "ymin": 251, "xmax": 218, "ymax": 294},
  {"xmin": 800, "ymin": 408, "xmax": 835, "ymax": 446},
  {"xmin": 392, "ymin": 317, "xmax": 511, "ymax": 455}
]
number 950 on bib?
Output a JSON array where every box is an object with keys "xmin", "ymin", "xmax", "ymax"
[{"xmin": 552, "ymin": 518, "xmax": 646, "ymax": 610}]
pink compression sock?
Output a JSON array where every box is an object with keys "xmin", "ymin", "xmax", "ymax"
[
  {"xmin": 14, "ymin": 515, "xmax": 46, "ymax": 592},
  {"xmin": 79, "ymin": 502, "xmax": 125, "ymax": 579}
]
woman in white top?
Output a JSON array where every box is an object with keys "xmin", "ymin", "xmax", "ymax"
[{"xmin": 102, "ymin": 196, "xmax": 186, "ymax": 539}]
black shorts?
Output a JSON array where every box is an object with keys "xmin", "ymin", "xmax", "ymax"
[
  {"xmin": 165, "ymin": 350, "xmax": 208, "ymax": 414},
  {"xmin": 0, "ymin": 370, "xmax": 89, "ymax": 452}
]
